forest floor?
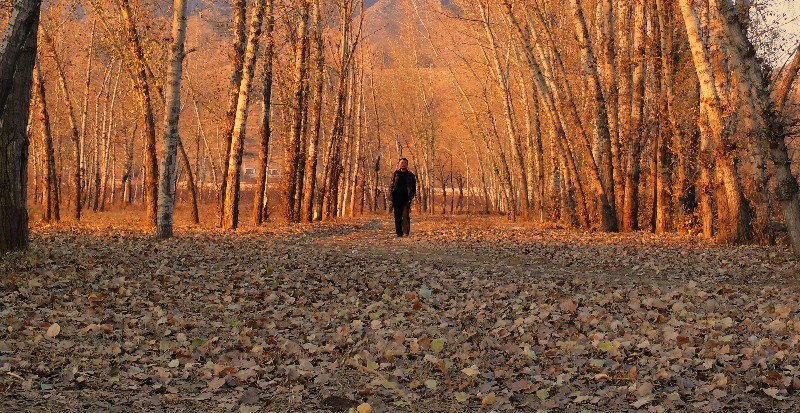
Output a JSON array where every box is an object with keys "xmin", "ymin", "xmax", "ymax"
[{"xmin": 2, "ymin": 213, "xmax": 800, "ymax": 412}]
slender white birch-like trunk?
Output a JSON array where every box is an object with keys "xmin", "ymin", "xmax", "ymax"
[
  {"xmin": 156, "ymin": 0, "xmax": 189, "ymax": 238},
  {"xmin": 223, "ymin": 0, "xmax": 266, "ymax": 229}
]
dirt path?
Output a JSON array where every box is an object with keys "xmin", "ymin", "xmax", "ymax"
[
  {"xmin": 2, "ymin": 216, "xmax": 799, "ymax": 412},
  {"xmin": 293, "ymin": 215, "xmax": 799, "ymax": 288}
]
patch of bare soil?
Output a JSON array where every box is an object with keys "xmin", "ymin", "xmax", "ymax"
[{"xmin": 1, "ymin": 215, "xmax": 799, "ymax": 412}]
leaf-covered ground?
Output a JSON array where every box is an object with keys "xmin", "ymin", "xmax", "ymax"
[{"xmin": 2, "ymin": 215, "xmax": 800, "ymax": 412}]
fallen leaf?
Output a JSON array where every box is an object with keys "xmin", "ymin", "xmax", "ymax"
[
  {"xmin": 46, "ymin": 323, "xmax": 60, "ymax": 338},
  {"xmin": 632, "ymin": 395, "xmax": 653, "ymax": 408},
  {"xmin": 763, "ymin": 388, "xmax": 788, "ymax": 400},
  {"xmin": 208, "ymin": 377, "xmax": 226, "ymax": 391}
]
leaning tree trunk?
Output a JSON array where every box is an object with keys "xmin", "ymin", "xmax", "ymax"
[
  {"xmin": 715, "ymin": 0, "xmax": 800, "ymax": 255},
  {"xmin": 253, "ymin": 0, "xmax": 275, "ymax": 226},
  {"xmin": 156, "ymin": 0, "xmax": 189, "ymax": 238},
  {"xmin": 502, "ymin": 1, "xmax": 596, "ymax": 229},
  {"xmin": 480, "ymin": 3, "xmax": 528, "ymax": 219},
  {"xmin": 0, "ymin": 0, "xmax": 40, "ymax": 253},
  {"xmin": 774, "ymin": 45, "xmax": 800, "ymax": 115},
  {"xmin": 177, "ymin": 138, "xmax": 199, "ymax": 223},
  {"xmin": 222, "ymin": 0, "xmax": 266, "ymax": 230},
  {"xmin": 679, "ymin": 0, "xmax": 751, "ymax": 244},
  {"xmin": 118, "ymin": 0, "xmax": 158, "ymax": 227},
  {"xmin": 569, "ymin": 0, "xmax": 618, "ymax": 231}
]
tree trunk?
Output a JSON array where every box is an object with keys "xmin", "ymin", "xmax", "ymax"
[
  {"xmin": 218, "ymin": 0, "xmax": 248, "ymax": 227},
  {"xmin": 616, "ymin": 1, "xmax": 633, "ymax": 217},
  {"xmin": 253, "ymin": 0, "xmax": 275, "ymax": 226},
  {"xmin": 34, "ymin": 62, "xmax": 59, "ymax": 222},
  {"xmin": 0, "ymin": 0, "xmax": 39, "ymax": 253},
  {"xmin": 621, "ymin": 0, "xmax": 646, "ymax": 231},
  {"xmin": 118, "ymin": 0, "xmax": 158, "ymax": 227},
  {"xmin": 321, "ymin": 1, "xmax": 354, "ymax": 221},
  {"xmin": 222, "ymin": 0, "xmax": 266, "ymax": 230},
  {"xmin": 569, "ymin": 0, "xmax": 618, "ymax": 230},
  {"xmin": 178, "ymin": 137, "xmax": 199, "ymax": 225},
  {"xmin": 716, "ymin": 0, "xmax": 800, "ymax": 254},
  {"xmin": 680, "ymin": 0, "xmax": 753, "ymax": 244},
  {"xmin": 502, "ymin": 2, "xmax": 603, "ymax": 229},
  {"xmin": 100, "ymin": 66, "xmax": 121, "ymax": 211},
  {"xmin": 301, "ymin": 0, "xmax": 324, "ymax": 223},
  {"xmin": 41, "ymin": 25, "xmax": 81, "ymax": 222},
  {"xmin": 75, "ymin": 21, "xmax": 95, "ymax": 220},
  {"xmin": 283, "ymin": 0, "xmax": 310, "ymax": 223},
  {"xmin": 774, "ymin": 45, "xmax": 800, "ymax": 114},
  {"xmin": 121, "ymin": 124, "xmax": 136, "ymax": 205},
  {"xmin": 369, "ymin": 69, "xmax": 382, "ymax": 214},
  {"xmin": 655, "ymin": 0, "xmax": 676, "ymax": 233},
  {"xmin": 600, "ymin": 0, "xmax": 621, "ymax": 213},
  {"xmin": 480, "ymin": 3, "xmax": 528, "ymax": 219},
  {"xmin": 0, "ymin": 0, "xmax": 39, "ymax": 110},
  {"xmin": 156, "ymin": 0, "xmax": 189, "ymax": 238}
]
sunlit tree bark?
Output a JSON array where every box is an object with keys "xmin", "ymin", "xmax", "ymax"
[
  {"xmin": 714, "ymin": 0, "xmax": 800, "ymax": 254},
  {"xmin": 301, "ymin": 0, "xmax": 324, "ymax": 223},
  {"xmin": 156, "ymin": 0, "xmax": 189, "ymax": 239},
  {"xmin": 322, "ymin": 0, "xmax": 363, "ymax": 220},
  {"xmin": 116, "ymin": 0, "xmax": 159, "ymax": 227},
  {"xmin": 75, "ymin": 21, "xmax": 95, "ymax": 220},
  {"xmin": 569, "ymin": 0, "xmax": 618, "ymax": 230},
  {"xmin": 283, "ymin": 0, "xmax": 311, "ymax": 223},
  {"xmin": 99, "ymin": 66, "xmax": 121, "ymax": 212},
  {"xmin": 653, "ymin": 0, "xmax": 673, "ymax": 233},
  {"xmin": 479, "ymin": 2, "xmax": 527, "ymax": 219},
  {"xmin": 621, "ymin": 0, "xmax": 646, "ymax": 231},
  {"xmin": 218, "ymin": 0, "xmax": 248, "ymax": 227},
  {"xmin": 254, "ymin": 0, "xmax": 275, "ymax": 226},
  {"xmin": 774, "ymin": 45, "xmax": 800, "ymax": 114},
  {"xmin": 223, "ymin": 0, "xmax": 266, "ymax": 229},
  {"xmin": 679, "ymin": 0, "xmax": 750, "ymax": 244},
  {"xmin": 40, "ymin": 25, "xmax": 81, "ymax": 220}
]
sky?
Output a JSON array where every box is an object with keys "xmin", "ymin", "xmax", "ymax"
[{"xmin": 759, "ymin": 0, "xmax": 800, "ymax": 65}]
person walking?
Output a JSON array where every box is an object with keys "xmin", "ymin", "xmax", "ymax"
[{"xmin": 390, "ymin": 158, "xmax": 416, "ymax": 237}]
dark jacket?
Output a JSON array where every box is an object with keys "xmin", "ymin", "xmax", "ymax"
[{"xmin": 390, "ymin": 169, "xmax": 416, "ymax": 202}]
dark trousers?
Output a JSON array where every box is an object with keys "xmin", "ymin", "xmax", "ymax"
[{"xmin": 393, "ymin": 199, "xmax": 411, "ymax": 236}]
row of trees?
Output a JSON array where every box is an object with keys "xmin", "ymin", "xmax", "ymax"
[
  {"xmin": 398, "ymin": 0, "xmax": 800, "ymax": 253},
  {"xmin": 2, "ymin": 0, "xmax": 376, "ymax": 250},
  {"xmin": 2, "ymin": 0, "xmax": 800, "ymax": 256},
  {"xmin": 367, "ymin": 0, "xmax": 800, "ymax": 254}
]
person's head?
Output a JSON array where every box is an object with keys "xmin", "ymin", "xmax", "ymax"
[{"xmin": 398, "ymin": 158, "xmax": 409, "ymax": 172}]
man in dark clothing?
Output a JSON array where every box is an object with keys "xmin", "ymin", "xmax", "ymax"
[{"xmin": 390, "ymin": 158, "xmax": 416, "ymax": 237}]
